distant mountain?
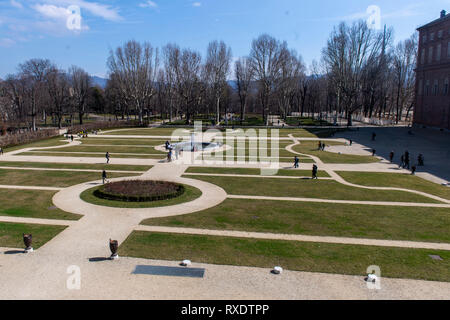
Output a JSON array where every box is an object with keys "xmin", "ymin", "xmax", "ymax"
[{"xmin": 90, "ymin": 76, "xmax": 108, "ymax": 89}]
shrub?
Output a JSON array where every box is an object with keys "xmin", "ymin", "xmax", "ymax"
[{"xmin": 94, "ymin": 180, "xmax": 185, "ymax": 202}]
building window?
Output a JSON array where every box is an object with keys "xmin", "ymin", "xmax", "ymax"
[
  {"xmin": 421, "ymin": 48, "xmax": 426, "ymax": 64},
  {"xmin": 428, "ymin": 46, "xmax": 434, "ymax": 63},
  {"xmin": 437, "ymin": 43, "xmax": 442, "ymax": 61},
  {"xmin": 430, "ymin": 33, "xmax": 435, "ymax": 41},
  {"xmin": 444, "ymin": 78, "xmax": 449, "ymax": 95},
  {"xmin": 425, "ymin": 80, "xmax": 430, "ymax": 95},
  {"xmin": 423, "ymin": 35, "xmax": 427, "ymax": 43},
  {"xmin": 433, "ymin": 80, "xmax": 439, "ymax": 95},
  {"xmin": 418, "ymin": 79, "xmax": 423, "ymax": 95},
  {"xmin": 438, "ymin": 30, "xmax": 443, "ymax": 38}
]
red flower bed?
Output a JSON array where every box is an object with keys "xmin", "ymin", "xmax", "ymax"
[{"xmin": 94, "ymin": 180, "xmax": 185, "ymax": 202}]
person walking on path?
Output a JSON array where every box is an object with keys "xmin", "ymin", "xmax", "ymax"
[
  {"xmin": 0, "ymin": 147, "xmax": 3, "ymax": 155},
  {"xmin": 389, "ymin": 151, "xmax": 394, "ymax": 163},
  {"xmin": 318, "ymin": 141, "xmax": 322, "ymax": 151},
  {"xmin": 400, "ymin": 154, "xmax": 405, "ymax": 169},
  {"xmin": 105, "ymin": 152, "xmax": 110, "ymax": 164},
  {"xmin": 167, "ymin": 149, "xmax": 173, "ymax": 162},
  {"xmin": 404, "ymin": 151, "xmax": 410, "ymax": 169},
  {"xmin": 418, "ymin": 154, "xmax": 424, "ymax": 166},
  {"xmin": 294, "ymin": 156, "xmax": 299, "ymax": 168},
  {"xmin": 372, "ymin": 149, "xmax": 376, "ymax": 156},
  {"xmin": 371, "ymin": 132, "xmax": 376, "ymax": 141},
  {"xmin": 102, "ymin": 170, "xmax": 107, "ymax": 184},
  {"xmin": 349, "ymin": 139, "xmax": 353, "ymax": 146},
  {"xmin": 70, "ymin": 135, "xmax": 74, "ymax": 142},
  {"xmin": 411, "ymin": 165, "xmax": 417, "ymax": 175},
  {"xmin": 312, "ymin": 164, "xmax": 318, "ymax": 179}
]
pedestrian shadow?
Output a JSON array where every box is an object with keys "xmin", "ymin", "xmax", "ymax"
[
  {"xmin": 88, "ymin": 257, "xmax": 110, "ymax": 262},
  {"xmin": 87, "ymin": 182, "xmax": 102, "ymax": 186},
  {"xmin": 4, "ymin": 250, "xmax": 24, "ymax": 255}
]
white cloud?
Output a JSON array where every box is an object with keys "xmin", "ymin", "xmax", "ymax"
[
  {"xmin": 36, "ymin": 0, "xmax": 122, "ymax": 22},
  {"xmin": 0, "ymin": 38, "xmax": 16, "ymax": 47},
  {"xmin": 192, "ymin": 2, "xmax": 201, "ymax": 7},
  {"xmin": 33, "ymin": 4, "xmax": 72, "ymax": 20},
  {"xmin": 10, "ymin": 0, "xmax": 23, "ymax": 9},
  {"xmin": 139, "ymin": 1, "xmax": 158, "ymax": 8}
]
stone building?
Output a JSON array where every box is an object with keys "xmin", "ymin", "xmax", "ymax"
[{"xmin": 415, "ymin": 10, "xmax": 450, "ymax": 130}]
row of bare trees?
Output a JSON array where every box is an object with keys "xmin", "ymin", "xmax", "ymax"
[
  {"xmin": 1, "ymin": 19, "xmax": 418, "ymax": 129},
  {"xmin": 0, "ymin": 59, "xmax": 94, "ymax": 130}
]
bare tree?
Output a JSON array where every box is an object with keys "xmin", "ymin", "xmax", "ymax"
[
  {"xmin": 392, "ymin": 33, "xmax": 417, "ymax": 123},
  {"xmin": 249, "ymin": 34, "xmax": 284, "ymax": 125},
  {"xmin": 45, "ymin": 67, "xmax": 71, "ymax": 129},
  {"xmin": 18, "ymin": 59, "xmax": 52, "ymax": 130},
  {"xmin": 205, "ymin": 41, "xmax": 232, "ymax": 124},
  {"xmin": 107, "ymin": 40, "xmax": 159, "ymax": 125},
  {"xmin": 234, "ymin": 57, "xmax": 254, "ymax": 124},
  {"xmin": 322, "ymin": 21, "xmax": 384, "ymax": 126},
  {"xmin": 69, "ymin": 66, "xmax": 91, "ymax": 125}
]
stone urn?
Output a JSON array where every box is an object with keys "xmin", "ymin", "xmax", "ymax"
[
  {"xmin": 109, "ymin": 239, "xmax": 119, "ymax": 260},
  {"xmin": 23, "ymin": 234, "xmax": 33, "ymax": 253}
]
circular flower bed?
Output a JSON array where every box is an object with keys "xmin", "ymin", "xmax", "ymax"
[{"xmin": 94, "ymin": 180, "xmax": 185, "ymax": 202}]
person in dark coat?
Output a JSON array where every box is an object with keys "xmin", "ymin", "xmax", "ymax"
[
  {"xmin": 102, "ymin": 170, "xmax": 107, "ymax": 184},
  {"xmin": 312, "ymin": 164, "xmax": 318, "ymax": 179},
  {"xmin": 294, "ymin": 156, "xmax": 299, "ymax": 168},
  {"xmin": 389, "ymin": 151, "xmax": 394, "ymax": 163}
]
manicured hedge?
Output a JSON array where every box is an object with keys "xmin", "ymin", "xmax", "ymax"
[{"xmin": 93, "ymin": 180, "xmax": 185, "ymax": 202}]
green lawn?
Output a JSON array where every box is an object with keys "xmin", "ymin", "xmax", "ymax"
[
  {"xmin": 120, "ymin": 232, "xmax": 450, "ymax": 282},
  {"xmin": 337, "ymin": 172, "xmax": 450, "ymax": 200},
  {"xmin": 39, "ymin": 145, "xmax": 167, "ymax": 154},
  {"xmin": 142, "ymin": 199, "xmax": 450, "ymax": 243},
  {"xmin": 183, "ymin": 175, "xmax": 439, "ymax": 203},
  {"xmin": 292, "ymin": 141, "xmax": 379, "ymax": 164},
  {"xmin": 101, "ymin": 128, "xmax": 192, "ymax": 136},
  {"xmin": 185, "ymin": 167, "xmax": 330, "ymax": 177},
  {"xmin": 0, "ymin": 189, "xmax": 81, "ymax": 220},
  {"xmin": 0, "ymin": 222, "xmax": 66, "ymax": 249},
  {"xmin": 17, "ymin": 152, "xmax": 166, "ymax": 159},
  {"xmin": 80, "ymin": 138, "xmax": 168, "ymax": 146},
  {"xmin": 0, "ymin": 161, "xmax": 152, "ymax": 172},
  {"xmin": 3, "ymin": 136, "xmax": 69, "ymax": 153},
  {"xmin": 80, "ymin": 184, "xmax": 202, "ymax": 208},
  {"xmin": 0, "ymin": 169, "xmax": 140, "ymax": 187}
]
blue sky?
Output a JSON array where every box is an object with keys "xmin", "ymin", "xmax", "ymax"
[{"xmin": 1, "ymin": 0, "xmax": 449, "ymax": 78}]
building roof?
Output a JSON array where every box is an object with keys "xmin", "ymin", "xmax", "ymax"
[{"xmin": 417, "ymin": 12, "xmax": 450, "ymax": 30}]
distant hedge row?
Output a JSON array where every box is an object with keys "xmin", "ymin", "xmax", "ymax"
[{"xmin": 0, "ymin": 128, "xmax": 60, "ymax": 149}]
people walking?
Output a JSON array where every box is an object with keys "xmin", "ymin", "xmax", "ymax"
[
  {"xmin": 372, "ymin": 149, "xmax": 376, "ymax": 156},
  {"xmin": 105, "ymin": 152, "xmax": 110, "ymax": 164},
  {"xmin": 400, "ymin": 154, "xmax": 405, "ymax": 168},
  {"xmin": 418, "ymin": 154, "xmax": 424, "ymax": 166},
  {"xmin": 294, "ymin": 156, "xmax": 299, "ymax": 168},
  {"xmin": 312, "ymin": 164, "xmax": 318, "ymax": 179},
  {"xmin": 318, "ymin": 141, "xmax": 322, "ymax": 151},
  {"xmin": 102, "ymin": 170, "xmax": 107, "ymax": 184},
  {"xmin": 404, "ymin": 151, "xmax": 410, "ymax": 169},
  {"xmin": 371, "ymin": 132, "xmax": 376, "ymax": 141},
  {"xmin": 411, "ymin": 165, "xmax": 417, "ymax": 175},
  {"xmin": 389, "ymin": 151, "xmax": 394, "ymax": 163},
  {"xmin": 349, "ymin": 139, "xmax": 353, "ymax": 146}
]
